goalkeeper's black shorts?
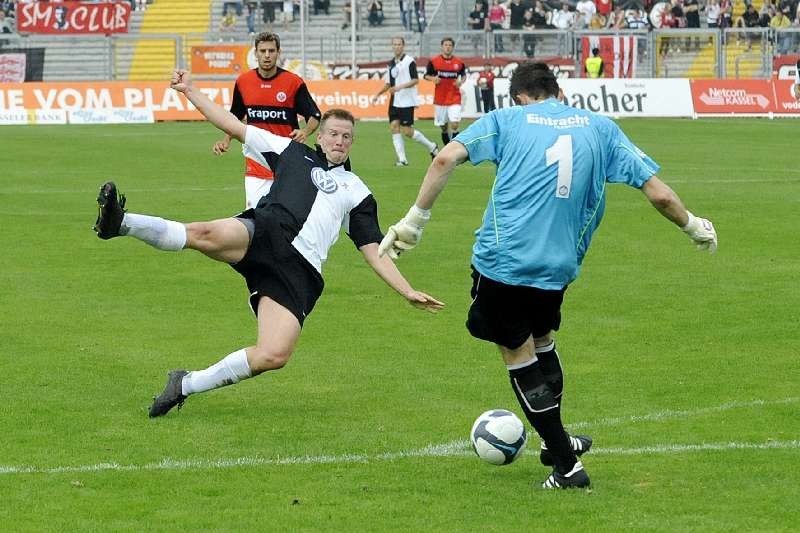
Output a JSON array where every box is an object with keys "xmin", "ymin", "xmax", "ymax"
[{"xmin": 466, "ymin": 265, "xmax": 565, "ymax": 350}]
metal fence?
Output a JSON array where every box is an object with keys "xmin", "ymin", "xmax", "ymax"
[{"xmin": 2, "ymin": 27, "xmax": 798, "ymax": 81}]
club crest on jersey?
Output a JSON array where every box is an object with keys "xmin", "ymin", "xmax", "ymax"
[
  {"xmin": 276, "ymin": 91, "xmax": 287, "ymax": 103},
  {"xmin": 311, "ymin": 167, "xmax": 338, "ymax": 193}
]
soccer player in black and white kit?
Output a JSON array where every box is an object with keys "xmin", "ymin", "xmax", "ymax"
[
  {"xmin": 371, "ymin": 37, "xmax": 439, "ymax": 167},
  {"xmin": 93, "ymin": 69, "xmax": 445, "ymax": 418},
  {"xmin": 794, "ymin": 59, "xmax": 800, "ymax": 101}
]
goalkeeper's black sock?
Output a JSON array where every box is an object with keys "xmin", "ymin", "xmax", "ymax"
[
  {"xmin": 536, "ymin": 341, "xmax": 563, "ymax": 415},
  {"xmin": 508, "ymin": 358, "xmax": 576, "ymax": 474},
  {"xmin": 441, "ymin": 131, "xmax": 450, "ymax": 146},
  {"xmin": 450, "ymin": 130, "xmax": 459, "ymax": 142}
]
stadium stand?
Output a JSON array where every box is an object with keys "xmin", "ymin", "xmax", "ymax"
[
  {"xmin": 206, "ymin": 0, "xmax": 426, "ymax": 63},
  {"xmin": 652, "ymin": 0, "xmax": 769, "ymax": 78},
  {"xmin": 127, "ymin": 0, "xmax": 212, "ymax": 80},
  {"xmin": 725, "ymin": 0, "xmax": 767, "ymax": 77}
]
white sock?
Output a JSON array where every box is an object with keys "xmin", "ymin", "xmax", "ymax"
[
  {"xmin": 506, "ymin": 356, "xmax": 538, "ymax": 371},
  {"xmin": 122, "ymin": 213, "xmax": 186, "ymax": 251},
  {"xmin": 535, "ymin": 341, "xmax": 555, "ymax": 353},
  {"xmin": 182, "ymin": 348, "xmax": 253, "ymax": 395},
  {"xmin": 392, "ymin": 133, "xmax": 407, "ymax": 162},
  {"xmin": 412, "ymin": 130, "xmax": 436, "ymax": 152}
]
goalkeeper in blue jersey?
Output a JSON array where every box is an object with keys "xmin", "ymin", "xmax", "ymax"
[{"xmin": 379, "ymin": 61, "xmax": 717, "ymax": 490}]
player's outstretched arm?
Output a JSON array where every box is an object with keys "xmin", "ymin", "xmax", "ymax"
[
  {"xmin": 170, "ymin": 69, "xmax": 246, "ymax": 143},
  {"xmin": 378, "ymin": 141, "xmax": 469, "ymax": 258},
  {"xmin": 360, "ymin": 243, "xmax": 445, "ymax": 313},
  {"xmin": 642, "ymin": 176, "xmax": 717, "ymax": 253}
]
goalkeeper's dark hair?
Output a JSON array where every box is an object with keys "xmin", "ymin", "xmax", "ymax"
[{"xmin": 509, "ymin": 61, "xmax": 560, "ymax": 104}]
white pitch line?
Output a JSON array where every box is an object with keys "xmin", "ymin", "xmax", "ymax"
[
  {"xmin": 589, "ymin": 440, "xmax": 800, "ymax": 456},
  {"xmin": 566, "ymin": 397, "xmax": 799, "ymax": 431},
  {"xmin": 1, "ymin": 398, "xmax": 797, "ymax": 476},
  {"xmin": 1, "ymin": 440, "xmax": 799, "ymax": 476}
]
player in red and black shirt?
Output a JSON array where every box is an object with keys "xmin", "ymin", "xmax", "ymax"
[
  {"xmin": 212, "ymin": 32, "xmax": 322, "ymax": 209},
  {"xmin": 424, "ymin": 37, "xmax": 467, "ymax": 146}
]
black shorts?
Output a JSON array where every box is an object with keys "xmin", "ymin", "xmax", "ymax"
[
  {"xmin": 466, "ymin": 266, "xmax": 565, "ymax": 350},
  {"xmin": 231, "ymin": 208, "xmax": 324, "ymax": 326},
  {"xmin": 388, "ymin": 106, "xmax": 414, "ymax": 126}
]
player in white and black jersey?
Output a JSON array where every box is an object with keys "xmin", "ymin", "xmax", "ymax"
[
  {"xmin": 371, "ymin": 37, "xmax": 439, "ymax": 167},
  {"xmin": 93, "ymin": 69, "xmax": 444, "ymax": 418},
  {"xmin": 794, "ymin": 59, "xmax": 800, "ymax": 101}
]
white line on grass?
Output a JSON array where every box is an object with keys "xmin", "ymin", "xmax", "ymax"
[
  {"xmin": 1, "ymin": 398, "xmax": 797, "ymax": 476},
  {"xmin": 566, "ymin": 397, "xmax": 799, "ymax": 431},
  {"xmin": 1, "ymin": 440, "xmax": 798, "ymax": 476}
]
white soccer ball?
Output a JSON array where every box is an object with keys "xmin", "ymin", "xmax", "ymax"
[{"xmin": 470, "ymin": 409, "xmax": 528, "ymax": 465}]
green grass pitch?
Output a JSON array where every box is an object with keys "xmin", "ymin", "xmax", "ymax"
[{"xmin": 0, "ymin": 118, "xmax": 798, "ymax": 531}]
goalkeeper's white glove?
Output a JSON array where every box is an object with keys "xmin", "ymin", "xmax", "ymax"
[
  {"xmin": 681, "ymin": 211, "xmax": 717, "ymax": 253},
  {"xmin": 378, "ymin": 205, "xmax": 431, "ymax": 259}
]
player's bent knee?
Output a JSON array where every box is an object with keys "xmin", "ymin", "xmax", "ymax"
[
  {"xmin": 186, "ymin": 222, "xmax": 219, "ymax": 250},
  {"xmin": 248, "ymin": 345, "xmax": 292, "ymax": 373}
]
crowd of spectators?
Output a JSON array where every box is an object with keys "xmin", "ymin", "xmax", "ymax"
[
  {"xmin": 1, "ymin": 1, "xmax": 14, "ymax": 34},
  {"xmin": 217, "ymin": 1, "xmax": 426, "ymax": 35},
  {"xmin": 466, "ymin": 0, "xmax": 800, "ymax": 56}
]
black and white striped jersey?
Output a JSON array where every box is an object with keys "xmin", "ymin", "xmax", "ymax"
[{"xmin": 242, "ymin": 125, "xmax": 383, "ymax": 275}]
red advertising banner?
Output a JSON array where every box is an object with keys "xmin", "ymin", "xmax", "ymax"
[
  {"xmin": 191, "ymin": 45, "xmax": 252, "ymax": 76},
  {"xmin": 0, "ymin": 53, "xmax": 26, "ymax": 83},
  {"xmin": 690, "ymin": 79, "xmax": 777, "ymax": 114},
  {"xmin": 772, "ymin": 80, "xmax": 800, "ymax": 114},
  {"xmin": 17, "ymin": 1, "xmax": 131, "ymax": 35},
  {"xmin": 580, "ymin": 36, "xmax": 636, "ymax": 78}
]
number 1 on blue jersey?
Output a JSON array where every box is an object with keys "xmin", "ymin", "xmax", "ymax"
[{"xmin": 546, "ymin": 135, "xmax": 573, "ymax": 199}]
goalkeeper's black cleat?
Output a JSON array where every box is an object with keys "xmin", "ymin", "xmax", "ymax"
[
  {"xmin": 540, "ymin": 434, "xmax": 593, "ymax": 466},
  {"xmin": 94, "ymin": 181, "xmax": 126, "ymax": 239},
  {"xmin": 148, "ymin": 370, "xmax": 189, "ymax": 418},
  {"xmin": 542, "ymin": 461, "xmax": 591, "ymax": 490}
]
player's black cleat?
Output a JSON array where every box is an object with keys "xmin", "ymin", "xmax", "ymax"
[
  {"xmin": 540, "ymin": 434, "xmax": 593, "ymax": 466},
  {"xmin": 148, "ymin": 370, "xmax": 189, "ymax": 418},
  {"xmin": 430, "ymin": 145, "xmax": 439, "ymax": 159},
  {"xmin": 94, "ymin": 181, "xmax": 126, "ymax": 239},
  {"xmin": 542, "ymin": 461, "xmax": 591, "ymax": 490}
]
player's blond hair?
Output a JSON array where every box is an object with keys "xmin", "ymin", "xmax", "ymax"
[{"xmin": 321, "ymin": 109, "xmax": 355, "ymax": 127}]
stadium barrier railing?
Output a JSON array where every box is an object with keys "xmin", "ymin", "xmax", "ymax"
[{"xmin": 3, "ymin": 28, "xmax": 799, "ymax": 82}]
